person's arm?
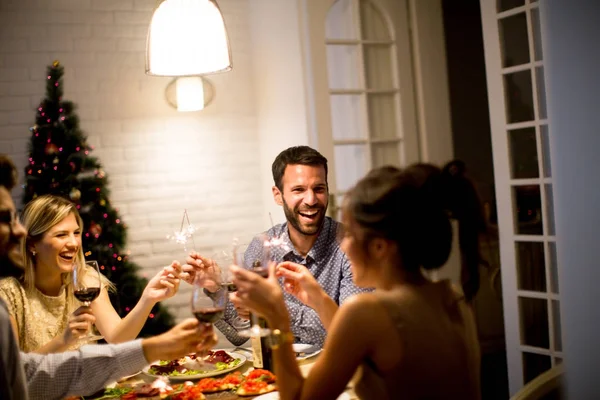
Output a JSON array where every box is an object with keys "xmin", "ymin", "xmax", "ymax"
[
  {"xmin": 1, "ymin": 304, "xmax": 28, "ymax": 400},
  {"xmin": 23, "ymin": 340, "xmax": 148, "ymax": 400},
  {"xmin": 92, "ymin": 263, "xmax": 180, "ymax": 343},
  {"xmin": 213, "ymin": 300, "xmax": 249, "ymax": 346},
  {"xmin": 31, "ymin": 307, "xmax": 96, "ymax": 354},
  {"xmin": 23, "ymin": 319, "xmax": 217, "ymax": 400},
  {"xmin": 269, "ymin": 295, "xmax": 384, "ymax": 400},
  {"xmin": 284, "ymin": 298, "xmax": 327, "ymax": 347},
  {"xmin": 276, "ymin": 261, "xmax": 339, "ymax": 331}
]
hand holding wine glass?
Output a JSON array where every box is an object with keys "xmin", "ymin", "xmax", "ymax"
[
  {"xmin": 229, "ymin": 258, "xmax": 289, "ymax": 336},
  {"xmin": 191, "ymin": 270, "xmax": 227, "ymax": 365},
  {"xmin": 72, "ymin": 260, "xmax": 103, "ymax": 341},
  {"xmin": 232, "ymin": 236, "xmax": 274, "ymax": 338}
]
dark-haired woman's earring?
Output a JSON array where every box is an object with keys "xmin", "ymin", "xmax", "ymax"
[{"xmin": 31, "ymin": 250, "xmax": 36, "ymax": 256}]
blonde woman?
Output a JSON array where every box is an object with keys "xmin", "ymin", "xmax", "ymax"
[{"xmin": 0, "ymin": 194, "xmax": 181, "ymax": 354}]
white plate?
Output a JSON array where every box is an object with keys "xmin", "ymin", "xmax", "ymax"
[
  {"xmin": 234, "ymin": 345, "xmax": 322, "ymax": 362},
  {"xmin": 293, "ymin": 344, "xmax": 322, "ymax": 360},
  {"xmin": 253, "ymin": 391, "xmax": 350, "ymax": 400},
  {"xmin": 142, "ymin": 350, "xmax": 246, "ymax": 381}
]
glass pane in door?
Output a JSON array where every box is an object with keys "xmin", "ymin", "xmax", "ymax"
[
  {"xmin": 367, "ymin": 94, "xmax": 397, "ymax": 139},
  {"xmin": 548, "ymin": 241, "xmax": 559, "ymax": 294},
  {"xmin": 552, "ymin": 300, "xmax": 562, "ymax": 352},
  {"xmin": 535, "ymin": 67, "xmax": 547, "ymax": 119},
  {"xmin": 530, "ymin": 7, "xmax": 543, "ymax": 61},
  {"xmin": 498, "ymin": 0, "xmax": 525, "ymax": 12},
  {"xmin": 519, "ymin": 297, "xmax": 549, "ymax": 348},
  {"xmin": 516, "ymin": 241, "xmax": 546, "ymax": 292},
  {"xmin": 326, "ymin": 0, "xmax": 357, "ymax": 40},
  {"xmin": 522, "ymin": 352, "xmax": 551, "ymax": 384},
  {"xmin": 327, "ymin": 45, "xmax": 362, "ymax": 89},
  {"xmin": 360, "ymin": 0, "xmax": 390, "ymax": 40},
  {"xmin": 371, "ymin": 142, "xmax": 400, "ymax": 168},
  {"xmin": 364, "ymin": 44, "xmax": 393, "ymax": 88},
  {"xmin": 509, "ymin": 127, "xmax": 539, "ymax": 179},
  {"xmin": 544, "ymin": 184, "xmax": 555, "ymax": 235},
  {"xmin": 334, "ymin": 144, "xmax": 369, "ymax": 192},
  {"xmin": 504, "ymin": 70, "xmax": 535, "ymax": 123},
  {"xmin": 330, "ymin": 95, "xmax": 366, "ymax": 140},
  {"xmin": 513, "ymin": 185, "xmax": 544, "ymax": 235},
  {"xmin": 499, "ymin": 13, "xmax": 529, "ymax": 67},
  {"xmin": 540, "ymin": 125, "xmax": 552, "ymax": 177}
]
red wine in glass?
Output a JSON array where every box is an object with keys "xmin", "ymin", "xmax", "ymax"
[
  {"xmin": 74, "ymin": 288, "xmax": 101, "ymax": 303},
  {"xmin": 194, "ymin": 307, "xmax": 225, "ymax": 323},
  {"xmin": 72, "ymin": 260, "xmax": 103, "ymax": 342}
]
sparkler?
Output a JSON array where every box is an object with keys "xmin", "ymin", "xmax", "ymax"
[{"xmin": 166, "ymin": 209, "xmax": 197, "ymax": 251}]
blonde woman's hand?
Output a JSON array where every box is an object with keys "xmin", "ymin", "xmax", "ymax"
[
  {"xmin": 181, "ymin": 251, "xmax": 221, "ymax": 292},
  {"xmin": 276, "ymin": 261, "xmax": 326, "ymax": 309},
  {"xmin": 62, "ymin": 306, "xmax": 95, "ymax": 345},
  {"xmin": 142, "ymin": 261, "xmax": 182, "ymax": 303}
]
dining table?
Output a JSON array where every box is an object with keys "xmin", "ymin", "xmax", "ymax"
[{"xmin": 89, "ymin": 347, "xmax": 358, "ymax": 400}]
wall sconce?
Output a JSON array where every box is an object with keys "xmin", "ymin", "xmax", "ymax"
[
  {"xmin": 165, "ymin": 76, "xmax": 215, "ymax": 112},
  {"xmin": 146, "ymin": 0, "xmax": 232, "ymax": 76}
]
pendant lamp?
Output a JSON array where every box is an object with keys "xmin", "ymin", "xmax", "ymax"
[{"xmin": 146, "ymin": 0, "xmax": 232, "ymax": 76}]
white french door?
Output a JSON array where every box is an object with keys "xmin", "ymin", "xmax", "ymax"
[
  {"xmin": 480, "ymin": 0, "xmax": 562, "ymax": 394},
  {"xmin": 302, "ymin": 0, "xmax": 420, "ymax": 217}
]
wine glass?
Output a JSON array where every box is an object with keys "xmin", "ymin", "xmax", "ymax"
[
  {"xmin": 191, "ymin": 269, "xmax": 228, "ymax": 365},
  {"xmin": 234, "ymin": 236, "xmax": 272, "ymax": 338},
  {"xmin": 219, "ymin": 246, "xmax": 252, "ymax": 331},
  {"xmin": 72, "ymin": 260, "xmax": 103, "ymax": 342}
]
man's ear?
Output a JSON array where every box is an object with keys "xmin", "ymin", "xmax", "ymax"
[{"xmin": 273, "ymin": 186, "xmax": 283, "ymax": 206}]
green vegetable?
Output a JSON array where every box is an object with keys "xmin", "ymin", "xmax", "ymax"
[
  {"xmin": 169, "ymin": 369, "xmax": 204, "ymax": 376},
  {"xmin": 215, "ymin": 359, "xmax": 242, "ymax": 370},
  {"xmin": 83, "ymin": 387, "xmax": 133, "ymax": 399}
]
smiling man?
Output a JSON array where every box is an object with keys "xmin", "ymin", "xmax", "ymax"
[{"xmin": 186, "ymin": 146, "xmax": 367, "ymax": 347}]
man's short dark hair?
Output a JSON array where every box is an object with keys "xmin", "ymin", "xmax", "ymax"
[
  {"xmin": 271, "ymin": 146, "xmax": 328, "ymax": 191},
  {"xmin": 0, "ymin": 154, "xmax": 18, "ymax": 190}
]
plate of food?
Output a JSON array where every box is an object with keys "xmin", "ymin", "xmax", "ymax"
[
  {"xmin": 143, "ymin": 349, "xmax": 246, "ymax": 381},
  {"xmin": 168, "ymin": 369, "xmax": 277, "ymax": 399}
]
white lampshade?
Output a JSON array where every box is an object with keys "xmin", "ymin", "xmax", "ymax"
[
  {"xmin": 176, "ymin": 77, "xmax": 205, "ymax": 112},
  {"xmin": 146, "ymin": 0, "xmax": 232, "ymax": 76}
]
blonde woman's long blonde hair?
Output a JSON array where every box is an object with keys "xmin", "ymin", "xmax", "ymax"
[{"xmin": 20, "ymin": 194, "xmax": 113, "ymax": 305}]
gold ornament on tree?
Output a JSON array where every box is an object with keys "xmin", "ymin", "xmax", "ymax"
[{"xmin": 69, "ymin": 188, "xmax": 81, "ymax": 201}]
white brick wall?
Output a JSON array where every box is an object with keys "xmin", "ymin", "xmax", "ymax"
[{"xmin": 0, "ymin": 0, "xmax": 266, "ymax": 345}]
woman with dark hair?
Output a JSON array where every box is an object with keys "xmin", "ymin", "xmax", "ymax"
[{"xmin": 230, "ymin": 162, "xmax": 483, "ymax": 400}]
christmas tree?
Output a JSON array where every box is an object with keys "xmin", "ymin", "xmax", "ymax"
[{"xmin": 23, "ymin": 61, "xmax": 175, "ymax": 337}]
